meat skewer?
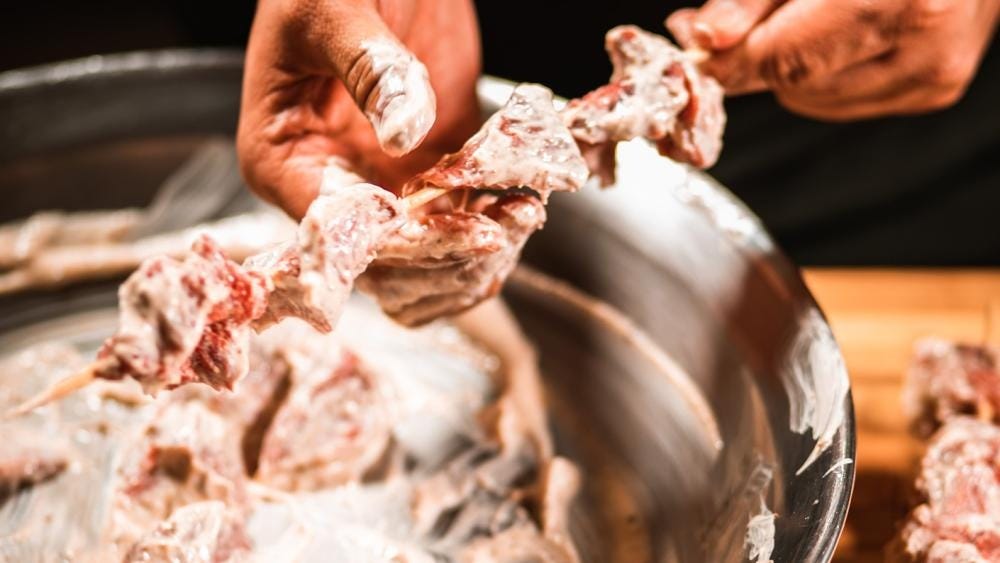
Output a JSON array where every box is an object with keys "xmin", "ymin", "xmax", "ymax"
[
  {"xmin": 8, "ymin": 27, "xmax": 725, "ymax": 418},
  {"xmin": 3, "ymin": 186, "xmax": 448, "ymax": 417},
  {"xmin": 402, "ymin": 27, "xmax": 721, "ymax": 205}
]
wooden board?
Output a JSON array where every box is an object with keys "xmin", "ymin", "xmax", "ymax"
[{"xmin": 801, "ymin": 268, "xmax": 1000, "ymax": 563}]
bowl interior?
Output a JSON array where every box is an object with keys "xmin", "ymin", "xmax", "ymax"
[{"xmin": 0, "ymin": 52, "xmax": 854, "ymax": 562}]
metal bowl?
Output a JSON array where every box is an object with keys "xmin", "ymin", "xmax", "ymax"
[{"xmin": 0, "ymin": 51, "xmax": 854, "ymax": 562}]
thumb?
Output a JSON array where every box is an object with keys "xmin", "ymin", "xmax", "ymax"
[{"xmin": 282, "ymin": 0, "xmax": 437, "ymax": 156}]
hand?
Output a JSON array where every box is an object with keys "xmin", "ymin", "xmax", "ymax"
[
  {"xmin": 667, "ymin": 0, "xmax": 1000, "ymax": 120},
  {"xmin": 237, "ymin": 0, "xmax": 481, "ymax": 218}
]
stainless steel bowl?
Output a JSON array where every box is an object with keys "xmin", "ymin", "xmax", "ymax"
[{"xmin": 0, "ymin": 51, "xmax": 854, "ymax": 562}]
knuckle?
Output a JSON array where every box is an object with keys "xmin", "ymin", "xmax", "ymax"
[{"xmin": 759, "ymin": 45, "xmax": 816, "ymax": 90}]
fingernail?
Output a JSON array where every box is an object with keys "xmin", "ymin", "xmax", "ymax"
[{"xmin": 692, "ymin": 22, "xmax": 716, "ymax": 50}]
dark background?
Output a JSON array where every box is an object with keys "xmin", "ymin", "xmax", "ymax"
[{"xmin": 3, "ymin": 1, "xmax": 999, "ymax": 266}]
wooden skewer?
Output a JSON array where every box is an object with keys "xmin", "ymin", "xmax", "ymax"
[
  {"xmin": 402, "ymin": 187, "xmax": 448, "ymax": 210},
  {"xmin": 686, "ymin": 47, "xmax": 711, "ymax": 65},
  {"xmin": 4, "ymin": 359, "xmax": 110, "ymax": 419}
]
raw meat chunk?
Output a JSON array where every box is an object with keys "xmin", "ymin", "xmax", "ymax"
[
  {"xmin": 892, "ymin": 417, "xmax": 1000, "ymax": 562},
  {"xmin": 124, "ymin": 501, "xmax": 251, "ymax": 563},
  {"xmin": 405, "ymin": 84, "xmax": 588, "ymax": 202}
]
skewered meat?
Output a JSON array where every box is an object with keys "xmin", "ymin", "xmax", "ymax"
[
  {"xmin": 95, "ymin": 236, "xmax": 271, "ymax": 395},
  {"xmin": 256, "ymin": 346, "xmax": 391, "ymax": 491},
  {"xmin": 562, "ymin": 26, "xmax": 725, "ymax": 183},
  {"xmin": 362, "ymin": 86, "xmax": 562, "ymax": 324},
  {"xmin": 563, "ymin": 27, "xmax": 690, "ymax": 151},
  {"xmin": 360, "ymin": 195, "xmax": 545, "ymax": 326},
  {"xmin": 374, "ymin": 212, "xmax": 505, "ymax": 268},
  {"xmin": 903, "ymin": 339, "xmax": 1000, "ymax": 437},
  {"xmin": 656, "ymin": 56, "xmax": 725, "ymax": 169},
  {"xmin": 124, "ymin": 501, "xmax": 251, "ymax": 563},
  {"xmin": 20, "ymin": 24, "xmax": 728, "ymax": 411},
  {"xmin": 358, "ymin": 30, "xmax": 725, "ymax": 324},
  {"xmin": 892, "ymin": 417, "xmax": 1000, "ymax": 562},
  {"xmin": 248, "ymin": 183, "xmax": 404, "ymax": 332},
  {"xmin": 11, "ymin": 24, "xmax": 731, "ymax": 402},
  {"xmin": 403, "ymin": 84, "xmax": 589, "ymax": 202},
  {"xmin": 81, "ymin": 184, "xmax": 401, "ymax": 396}
]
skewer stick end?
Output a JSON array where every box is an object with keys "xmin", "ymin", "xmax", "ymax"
[
  {"xmin": 3, "ymin": 363, "xmax": 101, "ymax": 420},
  {"xmin": 686, "ymin": 47, "xmax": 711, "ymax": 65},
  {"xmin": 403, "ymin": 187, "xmax": 448, "ymax": 211}
]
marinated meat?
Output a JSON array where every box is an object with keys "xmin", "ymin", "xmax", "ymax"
[
  {"xmin": 563, "ymin": 26, "xmax": 690, "ymax": 149},
  {"xmin": 96, "ymin": 236, "xmax": 271, "ymax": 395},
  {"xmin": 256, "ymin": 346, "xmax": 391, "ymax": 491},
  {"xmin": 125, "ymin": 501, "xmax": 251, "ymax": 563},
  {"xmin": 374, "ymin": 212, "xmax": 505, "ymax": 268},
  {"xmin": 109, "ymin": 401, "xmax": 249, "ymax": 552},
  {"xmin": 561, "ymin": 26, "xmax": 725, "ymax": 183},
  {"xmin": 656, "ymin": 58, "xmax": 726, "ymax": 169},
  {"xmin": 892, "ymin": 417, "xmax": 1000, "ymax": 562},
  {"xmin": 404, "ymin": 84, "xmax": 589, "ymax": 202},
  {"xmin": 2, "ymin": 293, "xmax": 580, "ymax": 561},
  {"xmin": 903, "ymin": 339, "xmax": 1000, "ymax": 437},
  {"xmin": 360, "ymin": 195, "xmax": 546, "ymax": 326},
  {"xmin": 76, "ymin": 185, "xmax": 401, "ymax": 396},
  {"xmin": 413, "ymin": 445, "xmax": 538, "ymax": 552},
  {"xmin": 167, "ymin": 341, "xmax": 294, "ymax": 476},
  {"xmin": 413, "ymin": 446, "xmax": 579, "ymax": 562},
  {"xmin": 249, "ymin": 183, "xmax": 405, "ymax": 333}
]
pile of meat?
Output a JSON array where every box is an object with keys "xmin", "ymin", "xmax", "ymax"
[
  {"xmin": 891, "ymin": 339, "xmax": 1000, "ymax": 562},
  {"xmin": 0, "ymin": 300, "xmax": 578, "ymax": 561}
]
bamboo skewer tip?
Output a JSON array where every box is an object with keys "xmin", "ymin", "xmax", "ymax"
[
  {"xmin": 686, "ymin": 47, "xmax": 711, "ymax": 65},
  {"xmin": 4, "ymin": 362, "xmax": 102, "ymax": 420}
]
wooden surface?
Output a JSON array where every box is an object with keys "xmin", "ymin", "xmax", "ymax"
[{"xmin": 801, "ymin": 268, "xmax": 1000, "ymax": 563}]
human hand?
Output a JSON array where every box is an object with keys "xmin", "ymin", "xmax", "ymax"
[
  {"xmin": 667, "ymin": 0, "xmax": 1000, "ymax": 120},
  {"xmin": 237, "ymin": 0, "xmax": 481, "ymax": 218}
]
